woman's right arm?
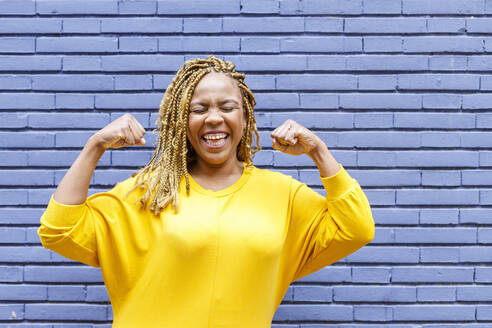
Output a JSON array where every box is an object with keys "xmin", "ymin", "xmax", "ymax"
[
  {"xmin": 38, "ymin": 114, "xmax": 146, "ymax": 267},
  {"xmin": 53, "ymin": 113, "xmax": 146, "ymax": 205}
]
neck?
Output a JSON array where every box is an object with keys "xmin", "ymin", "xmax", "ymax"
[{"xmin": 189, "ymin": 157, "xmax": 244, "ymax": 178}]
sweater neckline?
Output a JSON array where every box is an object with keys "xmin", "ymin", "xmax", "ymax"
[{"xmin": 188, "ymin": 163, "xmax": 254, "ymax": 197}]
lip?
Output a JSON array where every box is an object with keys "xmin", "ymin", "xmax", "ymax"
[{"xmin": 200, "ymin": 130, "xmax": 229, "ymax": 150}]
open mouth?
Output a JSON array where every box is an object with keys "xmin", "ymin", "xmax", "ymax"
[{"xmin": 202, "ymin": 133, "xmax": 229, "ymax": 148}]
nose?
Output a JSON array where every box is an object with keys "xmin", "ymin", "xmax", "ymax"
[{"xmin": 204, "ymin": 108, "xmax": 224, "ymax": 125}]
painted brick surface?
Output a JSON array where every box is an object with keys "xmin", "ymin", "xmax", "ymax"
[{"xmin": 0, "ymin": 0, "xmax": 490, "ymax": 326}]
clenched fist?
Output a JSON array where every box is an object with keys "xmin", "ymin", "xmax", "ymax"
[
  {"xmin": 270, "ymin": 119, "xmax": 323, "ymax": 156},
  {"xmin": 92, "ymin": 114, "xmax": 146, "ymax": 150}
]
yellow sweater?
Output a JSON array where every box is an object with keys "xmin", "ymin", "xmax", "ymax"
[{"xmin": 38, "ymin": 165, "xmax": 374, "ymax": 327}]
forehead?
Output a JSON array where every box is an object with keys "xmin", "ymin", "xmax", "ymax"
[{"xmin": 191, "ymin": 72, "xmax": 241, "ymax": 99}]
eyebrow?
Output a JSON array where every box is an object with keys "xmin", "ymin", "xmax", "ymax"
[{"xmin": 190, "ymin": 99, "xmax": 240, "ymax": 106}]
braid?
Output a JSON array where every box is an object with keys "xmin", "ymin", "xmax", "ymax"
[{"xmin": 123, "ymin": 55, "xmax": 261, "ymax": 215}]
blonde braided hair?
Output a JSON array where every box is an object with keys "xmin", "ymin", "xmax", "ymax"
[{"xmin": 123, "ymin": 55, "xmax": 261, "ymax": 215}]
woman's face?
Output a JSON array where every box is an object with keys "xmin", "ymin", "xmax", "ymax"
[{"xmin": 187, "ymin": 71, "xmax": 246, "ymax": 168}]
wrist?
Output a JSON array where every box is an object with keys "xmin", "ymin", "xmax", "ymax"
[
  {"xmin": 86, "ymin": 134, "xmax": 107, "ymax": 155},
  {"xmin": 307, "ymin": 140, "xmax": 340, "ymax": 178}
]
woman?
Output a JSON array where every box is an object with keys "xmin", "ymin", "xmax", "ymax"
[{"xmin": 38, "ymin": 55, "xmax": 374, "ymax": 327}]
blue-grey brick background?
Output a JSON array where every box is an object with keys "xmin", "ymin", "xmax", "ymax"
[{"xmin": 1, "ymin": 0, "xmax": 492, "ymax": 326}]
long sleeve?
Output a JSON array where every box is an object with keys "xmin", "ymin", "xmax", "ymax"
[{"xmin": 284, "ymin": 166, "xmax": 375, "ymax": 282}]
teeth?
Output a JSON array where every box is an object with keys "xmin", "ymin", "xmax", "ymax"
[{"xmin": 203, "ymin": 133, "xmax": 227, "ymax": 140}]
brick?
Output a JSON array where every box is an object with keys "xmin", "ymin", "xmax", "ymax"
[
  {"xmin": 0, "ymin": 37, "xmax": 34, "ymax": 53},
  {"xmin": 468, "ymin": 56, "xmax": 492, "ymax": 71},
  {"xmin": 461, "ymin": 209, "xmax": 492, "ymax": 224},
  {"xmin": 354, "ymin": 112, "xmax": 393, "ymax": 128},
  {"xmin": 114, "ymin": 74, "xmax": 153, "ymax": 90},
  {"xmin": 0, "ymin": 285, "xmax": 46, "ymax": 301},
  {"xmin": 464, "ymin": 94, "xmax": 492, "ymax": 109},
  {"xmin": 404, "ymin": 37, "xmax": 484, "ymax": 53},
  {"xmin": 0, "ymin": 132, "xmax": 54, "ymax": 148},
  {"xmin": 241, "ymin": 38, "xmax": 280, "ymax": 53},
  {"xmin": 272, "ymin": 112, "xmax": 352, "ymax": 129},
  {"xmin": 225, "ymin": 55, "xmax": 307, "ymax": 72},
  {"xmin": 0, "ymin": 151, "xmax": 28, "ymax": 167},
  {"xmin": 93, "ymin": 169, "xmax": 135, "ymax": 185},
  {"xmin": 347, "ymin": 169, "xmax": 420, "ymax": 187},
  {"xmin": 460, "ymin": 247, "xmax": 492, "ymax": 262},
  {"xmin": 392, "ymin": 267, "xmax": 474, "ymax": 283},
  {"xmin": 422, "ymin": 170, "xmax": 460, "ymax": 187},
  {"xmin": 87, "ymin": 285, "xmax": 110, "ymax": 302},
  {"xmin": 281, "ymin": 37, "xmax": 362, "ymax": 53},
  {"xmin": 297, "ymin": 266, "xmax": 351, "ymax": 283},
  {"xmin": 0, "ymin": 266, "xmax": 22, "ymax": 282},
  {"xmin": 101, "ymin": 55, "xmax": 184, "ymax": 72},
  {"xmin": 244, "ymin": 74, "xmax": 276, "ymax": 91},
  {"xmin": 223, "ymin": 17, "xmax": 303, "ymax": 33},
  {"xmin": 420, "ymin": 209, "xmax": 459, "ymax": 225},
  {"xmin": 477, "ymin": 306, "xmax": 492, "ymax": 320},
  {"xmin": 112, "ymin": 150, "xmax": 152, "ymax": 166},
  {"xmin": 48, "ymin": 286, "xmax": 85, "ymax": 301},
  {"xmin": 364, "ymin": 190, "xmax": 395, "ymax": 205},
  {"xmin": 339, "ymin": 132, "xmax": 420, "ymax": 148},
  {"xmin": 346, "ymin": 246, "xmax": 420, "ymax": 263},
  {"xmin": 397, "ymin": 190, "xmax": 478, "ymax": 205},
  {"xmin": 0, "ymin": 75, "xmax": 31, "ymax": 90},
  {"xmin": 32, "ymin": 74, "xmax": 113, "ymax": 91},
  {"xmin": 422, "ymin": 94, "xmax": 462, "ymax": 109},
  {"xmin": 394, "ymin": 113, "xmax": 474, "ymax": 129},
  {"xmin": 346, "ymin": 18, "xmax": 426, "ymax": 33},
  {"xmin": 398, "ymin": 74, "xmax": 479, "ymax": 90},
  {"xmin": 0, "ymin": 55, "xmax": 61, "ymax": 72},
  {"xmin": 299, "ymin": 93, "xmax": 338, "ymax": 109},
  {"xmin": 0, "ymin": 246, "xmax": 50, "ymax": 262},
  {"xmin": 476, "ymin": 267, "xmax": 492, "ymax": 282},
  {"xmin": 358, "ymin": 75, "xmax": 397, "ymax": 90},
  {"xmin": 417, "ymin": 287, "xmax": 456, "ymax": 302},
  {"xmin": 37, "ymin": 37, "xmax": 118, "ymax": 53},
  {"xmin": 159, "ymin": 36, "xmax": 239, "ymax": 53},
  {"xmin": 305, "ymin": 17, "xmax": 343, "ymax": 32},
  {"xmin": 307, "ymin": 55, "xmax": 346, "ymax": 70},
  {"xmin": 118, "ymin": 0, "xmax": 157, "ymax": 14},
  {"xmin": 458, "ymin": 286, "xmax": 492, "ymax": 301},
  {"xmin": 461, "ymin": 132, "xmax": 492, "ymax": 147},
  {"xmin": 420, "ymin": 247, "xmax": 460, "ymax": 263},
  {"xmin": 421, "ymin": 132, "xmax": 460, "ymax": 148},
  {"xmin": 119, "ymin": 37, "xmax": 157, "ymax": 53},
  {"xmin": 28, "ymin": 113, "xmax": 109, "ymax": 129},
  {"xmin": 62, "ymin": 56, "xmax": 101, "ymax": 72},
  {"xmin": 0, "ymin": 18, "xmax": 60, "ymax": 34},
  {"xmin": 26, "ymin": 304, "xmax": 107, "ymax": 321},
  {"xmin": 0, "ymin": 93, "xmax": 54, "ymax": 109},
  {"xmin": 358, "ymin": 151, "xmax": 397, "ymax": 167},
  {"xmin": 352, "ymin": 267, "xmax": 391, "ymax": 283},
  {"xmin": 254, "ymin": 93, "xmax": 299, "ymax": 109},
  {"xmin": 395, "ymin": 228, "xmax": 476, "ymax": 244},
  {"xmin": 364, "ymin": 37, "xmax": 402, "ymax": 54},
  {"xmin": 354, "ymin": 306, "xmax": 393, "ymax": 321},
  {"xmin": 346, "ymin": 55, "xmax": 428, "ymax": 71},
  {"xmin": 363, "ymin": 0, "xmax": 401, "ymax": 13},
  {"xmin": 340, "ymin": 93, "xmax": 421, "ymax": 109},
  {"xmin": 158, "ymin": 0, "xmax": 239, "ymax": 14},
  {"xmin": 480, "ymin": 190, "xmax": 492, "ymax": 205},
  {"xmin": 402, "ymin": 0, "xmax": 484, "ymax": 14},
  {"xmin": 24, "ymin": 266, "xmax": 103, "ymax": 283},
  {"xmin": 0, "ymin": 113, "xmax": 27, "ymax": 128},
  {"xmin": 428, "ymin": 18, "xmax": 466, "ymax": 33},
  {"xmin": 29, "ymin": 151, "xmax": 110, "ymax": 167},
  {"xmin": 463, "ymin": 170, "xmax": 492, "ymax": 186},
  {"xmin": 480, "ymin": 151, "xmax": 492, "ymax": 167},
  {"xmin": 478, "ymin": 228, "xmax": 492, "ymax": 243},
  {"xmin": 0, "ymin": 304, "xmax": 23, "ymax": 320},
  {"xmin": 183, "ymin": 18, "xmax": 221, "ymax": 33},
  {"xmin": 56, "ymin": 93, "xmax": 95, "ymax": 109},
  {"xmin": 293, "ymin": 286, "xmax": 332, "ymax": 302},
  {"xmin": 26, "ymin": 227, "xmax": 41, "ymax": 243},
  {"xmin": 0, "ymin": 208, "xmax": 44, "ymax": 225},
  {"xmin": 273, "ymin": 304, "xmax": 352, "ymax": 321},
  {"xmin": 429, "ymin": 55, "xmax": 467, "ymax": 71},
  {"xmin": 0, "ymin": 190, "xmax": 28, "ymax": 205},
  {"xmin": 277, "ymin": 74, "xmax": 356, "ymax": 90},
  {"xmin": 0, "ymin": 0, "xmax": 34, "ymax": 15},
  {"xmin": 372, "ymin": 208, "xmax": 419, "ymax": 225},
  {"xmin": 303, "ymin": 0, "xmax": 362, "ymax": 14},
  {"xmin": 95, "ymin": 93, "xmax": 162, "ymax": 109},
  {"xmin": 241, "ymin": 0, "xmax": 278, "ymax": 13},
  {"xmin": 397, "ymin": 151, "xmax": 478, "ymax": 167},
  {"xmin": 335, "ymin": 286, "xmax": 416, "ymax": 303},
  {"xmin": 0, "ymin": 170, "xmax": 53, "ymax": 186},
  {"xmin": 62, "ymin": 18, "xmax": 100, "ymax": 33}
]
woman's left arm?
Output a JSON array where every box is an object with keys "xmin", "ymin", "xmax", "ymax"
[{"xmin": 272, "ymin": 119, "xmax": 375, "ymax": 281}]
